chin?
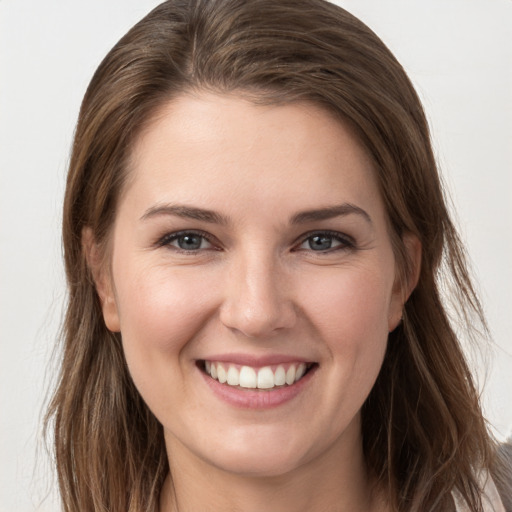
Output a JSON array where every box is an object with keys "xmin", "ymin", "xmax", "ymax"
[
  {"xmin": 196, "ymin": 425, "xmax": 312, "ymax": 478},
  {"xmin": 209, "ymin": 449, "xmax": 305, "ymax": 478}
]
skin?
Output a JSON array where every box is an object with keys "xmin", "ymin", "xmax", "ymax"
[{"xmin": 90, "ymin": 92, "xmax": 420, "ymax": 512}]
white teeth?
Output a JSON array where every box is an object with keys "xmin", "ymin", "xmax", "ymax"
[
  {"xmin": 295, "ymin": 363, "xmax": 306, "ymax": 382},
  {"xmin": 239, "ymin": 366, "xmax": 257, "ymax": 388},
  {"xmin": 285, "ymin": 365, "xmax": 296, "ymax": 385},
  {"xmin": 274, "ymin": 365, "xmax": 286, "ymax": 386},
  {"xmin": 226, "ymin": 365, "xmax": 239, "ymax": 386},
  {"xmin": 257, "ymin": 366, "xmax": 275, "ymax": 389},
  {"xmin": 205, "ymin": 361, "xmax": 311, "ymax": 389},
  {"xmin": 217, "ymin": 364, "xmax": 227, "ymax": 384}
]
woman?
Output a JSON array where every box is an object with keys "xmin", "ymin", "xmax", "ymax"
[{"xmin": 45, "ymin": 0, "xmax": 511, "ymax": 510}]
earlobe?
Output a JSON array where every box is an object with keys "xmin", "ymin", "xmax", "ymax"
[
  {"xmin": 99, "ymin": 290, "xmax": 121, "ymax": 333},
  {"xmin": 388, "ymin": 233, "xmax": 422, "ymax": 332},
  {"xmin": 82, "ymin": 227, "xmax": 121, "ymax": 333}
]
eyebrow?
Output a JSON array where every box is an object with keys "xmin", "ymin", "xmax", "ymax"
[
  {"xmin": 290, "ymin": 203, "xmax": 373, "ymax": 225},
  {"xmin": 140, "ymin": 204, "xmax": 230, "ymax": 225},
  {"xmin": 140, "ymin": 202, "xmax": 372, "ymax": 226}
]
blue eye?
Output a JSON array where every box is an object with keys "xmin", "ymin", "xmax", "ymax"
[
  {"xmin": 299, "ymin": 232, "xmax": 353, "ymax": 252},
  {"xmin": 158, "ymin": 231, "xmax": 213, "ymax": 251}
]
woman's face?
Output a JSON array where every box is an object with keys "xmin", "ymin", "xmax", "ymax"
[{"xmin": 98, "ymin": 92, "xmax": 408, "ymax": 477}]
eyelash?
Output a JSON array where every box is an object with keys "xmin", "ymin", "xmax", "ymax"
[
  {"xmin": 155, "ymin": 230, "xmax": 356, "ymax": 254},
  {"xmin": 294, "ymin": 230, "xmax": 355, "ymax": 253},
  {"xmin": 156, "ymin": 230, "xmax": 217, "ymax": 253}
]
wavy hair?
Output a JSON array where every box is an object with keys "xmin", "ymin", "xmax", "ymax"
[{"xmin": 45, "ymin": 1, "xmax": 510, "ymax": 510}]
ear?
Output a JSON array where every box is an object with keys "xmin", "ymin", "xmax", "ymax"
[
  {"xmin": 388, "ymin": 232, "xmax": 422, "ymax": 332},
  {"xmin": 82, "ymin": 227, "xmax": 121, "ymax": 332}
]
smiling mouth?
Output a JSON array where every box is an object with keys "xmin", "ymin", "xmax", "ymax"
[{"xmin": 199, "ymin": 361, "xmax": 317, "ymax": 390}]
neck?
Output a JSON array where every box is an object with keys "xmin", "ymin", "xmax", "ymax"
[{"xmin": 159, "ymin": 420, "xmax": 386, "ymax": 512}]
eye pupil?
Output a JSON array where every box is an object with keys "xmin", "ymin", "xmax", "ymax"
[
  {"xmin": 309, "ymin": 235, "xmax": 332, "ymax": 251},
  {"xmin": 178, "ymin": 234, "xmax": 202, "ymax": 250}
]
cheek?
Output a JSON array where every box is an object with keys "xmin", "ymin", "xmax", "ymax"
[
  {"xmin": 305, "ymin": 266, "xmax": 392, "ymax": 334},
  {"xmin": 112, "ymin": 262, "xmax": 221, "ymax": 420},
  {"xmin": 113, "ymin": 260, "xmax": 218, "ymax": 358},
  {"xmin": 300, "ymin": 265, "xmax": 392, "ymax": 375}
]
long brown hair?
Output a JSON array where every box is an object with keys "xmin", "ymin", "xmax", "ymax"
[{"xmin": 45, "ymin": 1, "xmax": 510, "ymax": 510}]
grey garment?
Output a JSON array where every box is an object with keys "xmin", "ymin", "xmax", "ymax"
[{"xmin": 495, "ymin": 441, "xmax": 512, "ymax": 512}]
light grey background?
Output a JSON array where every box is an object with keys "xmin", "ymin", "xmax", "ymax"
[{"xmin": 1, "ymin": 1, "xmax": 511, "ymax": 510}]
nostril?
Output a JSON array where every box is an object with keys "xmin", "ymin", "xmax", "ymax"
[
  {"xmin": 219, "ymin": 301, "xmax": 297, "ymax": 338},
  {"xmin": 219, "ymin": 268, "xmax": 297, "ymax": 337}
]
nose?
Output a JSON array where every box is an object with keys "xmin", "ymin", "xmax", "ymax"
[{"xmin": 219, "ymin": 249, "xmax": 297, "ymax": 338}]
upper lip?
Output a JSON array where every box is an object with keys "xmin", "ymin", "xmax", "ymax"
[{"xmin": 199, "ymin": 353, "xmax": 315, "ymax": 367}]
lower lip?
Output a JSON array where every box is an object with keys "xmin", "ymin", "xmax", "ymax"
[{"xmin": 199, "ymin": 365, "xmax": 317, "ymax": 409}]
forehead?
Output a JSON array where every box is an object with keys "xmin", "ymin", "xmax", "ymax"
[{"xmin": 123, "ymin": 92, "xmax": 384, "ymax": 224}]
